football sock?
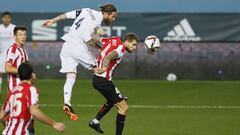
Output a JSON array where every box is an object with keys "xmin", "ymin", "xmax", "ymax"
[
  {"xmin": 64, "ymin": 73, "xmax": 76, "ymax": 106},
  {"xmin": 95, "ymin": 102, "xmax": 113, "ymax": 121},
  {"xmin": 115, "ymin": 113, "xmax": 126, "ymax": 135}
]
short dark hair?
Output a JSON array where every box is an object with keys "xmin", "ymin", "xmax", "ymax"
[
  {"xmin": 1, "ymin": 11, "xmax": 11, "ymax": 18},
  {"xmin": 14, "ymin": 26, "xmax": 27, "ymax": 35},
  {"xmin": 123, "ymin": 33, "xmax": 139, "ymax": 43},
  {"xmin": 100, "ymin": 3, "xmax": 117, "ymax": 13},
  {"xmin": 18, "ymin": 63, "xmax": 33, "ymax": 81}
]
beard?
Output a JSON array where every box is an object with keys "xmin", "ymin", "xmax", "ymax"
[
  {"xmin": 103, "ymin": 19, "xmax": 111, "ymax": 26},
  {"xmin": 125, "ymin": 47, "xmax": 133, "ymax": 53}
]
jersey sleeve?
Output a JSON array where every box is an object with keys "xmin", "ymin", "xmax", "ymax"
[
  {"xmin": 65, "ymin": 9, "xmax": 82, "ymax": 19},
  {"xmin": 114, "ymin": 45, "xmax": 125, "ymax": 58},
  {"xmin": 30, "ymin": 86, "xmax": 39, "ymax": 105},
  {"xmin": 6, "ymin": 47, "xmax": 18, "ymax": 64}
]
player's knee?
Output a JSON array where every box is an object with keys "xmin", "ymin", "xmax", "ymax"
[
  {"xmin": 117, "ymin": 100, "xmax": 128, "ymax": 115},
  {"xmin": 123, "ymin": 103, "xmax": 128, "ymax": 113},
  {"xmin": 66, "ymin": 72, "xmax": 76, "ymax": 80}
]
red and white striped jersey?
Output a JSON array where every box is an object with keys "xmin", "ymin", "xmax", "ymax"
[
  {"xmin": 6, "ymin": 43, "xmax": 29, "ymax": 92},
  {"xmin": 2, "ymin": 82, "xmax": 39, "ymax": 135},
  {"xmin": 96, "ymin": 37, "xmax": 126, "ymax": 80}
]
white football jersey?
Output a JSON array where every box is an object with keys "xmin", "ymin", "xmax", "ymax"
[
  {"xmin": 62, "ymin": 8, "xmax": 103, "ymax": 45},
  {"xmin": 0, "ymin": 23, "xmax": 15, "ymax": 54}
]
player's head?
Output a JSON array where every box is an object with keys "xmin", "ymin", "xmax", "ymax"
[
  {"xmin": 123, "ymin": 33, "xmax": 139, "ymax": 53},
  {"xmin": 18, "ymin": 63, "xmax": 34, "ymax": 81},
  {"xmin": 100, "ymin": 3, "xmax": 117, "ymax": 25},
  {"xmin": 14, "ymin": 26, "xmax": 27, "ymax": 46},
  {"xmin": 1, "ymin": 11, "xmax": 12, "ymax": 26}
]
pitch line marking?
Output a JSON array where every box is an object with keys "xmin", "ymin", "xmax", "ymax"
[{"xmin": 39, "ymin": 104, "xmax": 240, "ymax": 109}]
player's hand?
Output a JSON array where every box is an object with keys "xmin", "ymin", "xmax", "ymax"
[
  {"xmin": 95, "ymin": 67, "xmax": 107, "ymax": 74},
  {"xmin": 53, "ymin": 122, "xmax": 65, "ymax": 132},
  {"xmin": 42, "ymin": 20, "xmax": 54, "ymax": 27},
  {"xmin": 94, "ymin": 26, "xmax": 105, "ymax": 36}
]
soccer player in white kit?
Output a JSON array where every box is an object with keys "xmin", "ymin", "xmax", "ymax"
[
  {"xmin": 0, "ymin": 12, "xmax": 15, "ymax": 96},
  {"xmin": 42, "ymin": 3, "xmax": 117, "ymax": 120}
]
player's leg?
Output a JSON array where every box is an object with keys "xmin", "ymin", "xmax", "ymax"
[
  {"xmin": 89, "ymin": 101, "xmax": 113, "ymax": 133},
  {"xmin": 60, "ymin": 42, "xmax": 79, "ymax": 121},
  {"xmin": 114, "ymin": 100, "xmax": 128, "ymax": 135},
  {"xmin": 62, "ymin": 72, "xmax": 79, "ymax": 121},
  {"xmin": 63, "ymin": 72, "xmax": 76, "ymax": 106},
  {"xmin": 89, "ymin": 75, "xmax": 114, "ymax": 133}
]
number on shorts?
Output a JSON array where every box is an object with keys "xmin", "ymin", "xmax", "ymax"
[{"xmin": 115, "ymin": 87, "xmax": 123, "ymax": 98}]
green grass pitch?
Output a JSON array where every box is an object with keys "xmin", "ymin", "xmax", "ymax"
[{"xmin": 1, "ymin": 80, "xmax": 240, "ymax": 135}]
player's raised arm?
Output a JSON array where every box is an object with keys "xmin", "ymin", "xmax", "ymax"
[
  {"xmin": 42, "ymin": 13, "xmax": 67, "ymax": 27},
  {"xmin": 30, "ymin": 104, "xmax": 65, "ymax": 132},
  {"xmin": 42, "ymin": 9, "xmax": 82, "ymax": 27}
]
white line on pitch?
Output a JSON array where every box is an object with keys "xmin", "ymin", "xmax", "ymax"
[{"xmin": 39, "ymin": 104, "xmax": 240, "ymax": 109}]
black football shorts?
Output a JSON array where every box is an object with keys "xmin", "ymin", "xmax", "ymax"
[{"xmin": 93, "ymin": 75, "xmax": 126, "ymax": 104}]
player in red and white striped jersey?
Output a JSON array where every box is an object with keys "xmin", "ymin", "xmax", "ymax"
[
  {"xmin": 0, "ymin": 63, "xmax": 65, "ymax": 135},
  {"xmin": 89, "ymin": 33, "xmax": 139, "ymax": 135},
  {"xmin": 4, "ymin": 26, "xmax": 37, "ymax": 134},
  {"xmin": 95, "ymin": 36, "xmax": 126, "ymax": 81},
  {"xmin": 5, "ymin": 26, "xmax": 28, "ymax": 93}
]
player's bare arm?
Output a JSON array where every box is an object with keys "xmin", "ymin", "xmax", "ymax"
[
  {"xmin": 42, "ymin": 14, "xmax": 67, "ymax": 27},
  {"xmin": 86, "ymin": 34, "xmax": 102, "ymax": 50},
  {"xmin": 94, "ymin": 26, "xmax": 105, "ymax": 36},
  {"xmin": 0, "ymin": 109, "xmax": 8, "ymax": 126},
  {"xmin": 95, "ymin": 51, "xmax": 118, "ymax": 74},
  {"xmin": 30, "ymin": 104, "xmax": 65, "ymax": 132},
  {"xmin": 5, "ymin": 62, "xmax": 18, "ymax": 74},
  {"xmin": 0, "ymin": 109, "xmax": 8, "ymax": 120},
  {"xmin": 87, "ymin": 27, "xmax": 105, "ymax": 49}
]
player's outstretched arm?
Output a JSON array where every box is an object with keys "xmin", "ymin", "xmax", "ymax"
[
  {"xmin": 5, "ymin": 62, "xmax": 18, "ymax": 74},
  {"xmin": 42, "ymin": 14, "xmax": 67, "ymax": 27},
  {"xmin": 30, "ymin": 104, "xmax": 65, "ymax": 132}
]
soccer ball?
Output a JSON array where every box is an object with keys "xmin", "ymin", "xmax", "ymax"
[
  {"xmin": 166, "ymin": 73, "xmax": 177, "ymax": 81},
  {"xmin": 144, "ymin": 35, "xmax": 160, "ymax": 51}
]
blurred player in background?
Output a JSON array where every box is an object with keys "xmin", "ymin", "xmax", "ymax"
[
  {"xmin": 0, "ymin": 12, "xmax": 15, "ymax": 97},
  {"xmin": 0, "ymin": 63, "xmax": 65, "ymax": 134},
  {"xmin": 89, "ymin": 33, "xmax": 139, "ymax": 135},
  {"xmin": 42, "ymin": 3, "xmax": 117, "ymax": 121}
]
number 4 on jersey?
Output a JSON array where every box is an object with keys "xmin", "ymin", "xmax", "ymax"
[{"xmin": 75, "ymin": 18, "xmax": 84, "ymax": 30}]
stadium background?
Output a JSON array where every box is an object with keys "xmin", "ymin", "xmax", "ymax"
[
  {"xmin": 1, "ymin": 0, "xmax": 240, "ymax": 135},
  {"xmin": 1, "ymin": 0, "xmax": 240, "ymax": 80}
]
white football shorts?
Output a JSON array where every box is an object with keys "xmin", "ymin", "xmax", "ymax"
[{"xmin": 60, "ymin": 42, "xmax": 96, "ymax": 73}]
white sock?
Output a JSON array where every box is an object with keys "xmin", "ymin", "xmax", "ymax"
[
  {"xmin": 0, "ymin": 76, "xmax": 2, "ymax": 95},
  {"xmin": 64, "ymin": 73, "xmax": 76, "ymax": 106}
]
